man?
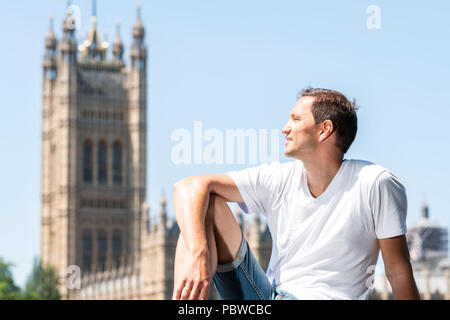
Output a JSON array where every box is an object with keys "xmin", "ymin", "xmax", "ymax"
[{"xmin": 172, "ymin": 88, "xmax": 420, "ymax": 300}]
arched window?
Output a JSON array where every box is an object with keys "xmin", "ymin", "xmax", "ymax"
[
  {"xmin": 83, "ymin": 139, "xmax": 93, "ymax": 183},
  {"xmin": 98, "ymin": 140, "xmax": 107, "ymax": 185},
  {"xmin": 112, "ymin": 230, "xmax": 122, "ymax": 269},
  {"xmin": 97, "ymin": 230, "xmax": 107, "ymax": 272},
  {"xmin": 82, "ymin": 229, "xmax": 93, "ymax": 272},
  {"xmin": 113, "ymin": 141, "xmax": 122, "ymax": 185}
]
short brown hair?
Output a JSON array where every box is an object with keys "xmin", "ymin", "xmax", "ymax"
[{"xmin": 298, "ymin": 87, "xmax": 358, "ymax": 154}]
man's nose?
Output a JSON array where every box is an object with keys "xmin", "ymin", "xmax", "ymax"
[{"xmin": 281, "ymin": 123, "xmax": 290, "ymax": 134}]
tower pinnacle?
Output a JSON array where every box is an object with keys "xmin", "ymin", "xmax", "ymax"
[
  {"xmin": 421, "ymin": 201, "xmax": 429, "ymax": 220},
  {"xmin": 43, "ymin": 14, "xmax": 57, "ymax": 79},
  {"xmin": 93, "ymin": 0, "xmax": 97, "ymax": 18},
  {"xmin": 78, "ymin": 0, "xmax": 108, "ymax": 62},
  {"xmin": 137, "ymin": 2, "xmax": 142, "ymax": 18},
  {"xmin": 113, "ymin": 21, "xmax": 124, "ymax": 64},
  {"xmin": 61, "ymin": 1, "xmax": 77, "ymax": 63},
  {"xmin": 45, "ymin": 15, "xmax": 57, "ymax": 50},
  {"xmin": 160, "ymin": 191, "xmax": 167, "ymax": 227},
  {"xmin": 131, "ymin": 2, "xmax": 146, "ymax": 69}
]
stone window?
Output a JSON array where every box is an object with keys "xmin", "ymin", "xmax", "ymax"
[
  {"xmin": 113, "ymin": 230, "xmax": 122, "ymax": 269},
  {"xmin": 82, "ymin": 229, "xmax": 93, "ymax": 272},
  {"xmin": 83, "ymin": 139, "xmax": 93, "ymax": 183},
  {"xmin": 113, "ymin": 140, "xmax": 122, "ymax": 185},
  {"xmin": 97, "ymin": 230, "xmax": 107, "ymax": 272},
  {"xmin": 98, "ymin": 140, "xmax": 107, "ymax": 185}
]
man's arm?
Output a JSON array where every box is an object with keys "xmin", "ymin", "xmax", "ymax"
[
  {"xmin": 379, "ymin": 235, "xmax": 420, "ymax": 299},
  {"xmin": 172, "ymin": 174, "xmax": 243, "ymax": 300}
]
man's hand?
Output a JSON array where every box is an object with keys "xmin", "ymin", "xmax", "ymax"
[{"xmin": 172, "ymin": 248, "xmax": 212, "ymax": 300}]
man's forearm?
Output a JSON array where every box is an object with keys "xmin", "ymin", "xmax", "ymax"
[
  {"xmin": 387, "ymin": 269, "xmax": 420, "ymax": 300},
  {"xmin": 173, "ymin": 177, "xmax": 211, "ymax": 255},
  {"xmin": 380, "ymin": 235, "xmax": 421, "ymax": 300}
]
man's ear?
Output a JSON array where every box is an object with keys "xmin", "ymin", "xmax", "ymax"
[{"xmin": 318, "ymin": 120, "xmax": 334, "ymax": 142}]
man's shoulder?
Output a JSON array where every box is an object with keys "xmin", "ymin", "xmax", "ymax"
[
  {"xmin": 345, "ymin": 159, "xmax": 392, "ymax": 184},
  {"xmin": 254, "ymin": 160, "xmax": 300, "ymax": 171},
  {"xmin": 251, "ymin": 160, "xmax": 301, "ymax": 184},
  {"xmin": 227, "ymin": 160, "xmax": 299, "ymax": 180}
]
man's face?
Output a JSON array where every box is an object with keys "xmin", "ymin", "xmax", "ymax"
[{"xmin": 281, "ymin": 96, "xmax": 320, "ymax": 159}]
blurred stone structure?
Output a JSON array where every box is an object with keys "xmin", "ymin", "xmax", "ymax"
[{"xmin": 40, "ymin": 3, "xmax": 272, "ymax": 300}]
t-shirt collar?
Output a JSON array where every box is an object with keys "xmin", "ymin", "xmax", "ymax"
[{"xmin": 301, "ymin": 159, "xmax": 348, "ymax": 204}]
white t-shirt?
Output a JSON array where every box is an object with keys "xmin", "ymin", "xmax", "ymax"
[{"xmin": 227, "ymin": 159, "xmax": 407, "ymax": 300}]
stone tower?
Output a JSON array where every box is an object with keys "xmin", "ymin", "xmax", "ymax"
[
  {"xmin": 40, "ymin": 2, "xmax": 147, "ymax": 297},
  {"xmin": 41, "ymin": 2, "xmax": 273, "ymax": 300}
]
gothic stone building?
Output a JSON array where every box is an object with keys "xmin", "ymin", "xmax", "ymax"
[{"xmin": 40, "ymin": 5, "xmax": 273, "ymax": 300}]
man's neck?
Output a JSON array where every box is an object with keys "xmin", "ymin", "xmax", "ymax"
[{"xmin": 301, "ymin": 153, "xmax": 344, "ymax": 199}]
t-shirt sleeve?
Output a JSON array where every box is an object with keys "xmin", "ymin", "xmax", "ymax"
[
  {"xmin": 226, "ymin": 162, "xmax": 281, "ymax": 215},
  {"xmin": 369, "ymin": 170, "xmax": 408, "ymax": 239}
]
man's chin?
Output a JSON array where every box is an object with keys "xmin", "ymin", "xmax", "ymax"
[
  {"xmin": 284, "ymin": 148, "xmax": 301, "ymax": 160},
  {"xmin": 284, "ymin": 148, "xmax": 295, "ymax": 158}
]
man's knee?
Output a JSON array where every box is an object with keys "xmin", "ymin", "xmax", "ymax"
[
  {"xmin": 205, "ymin": 195, "xmax": 242, "ymax": 265},
  {"xmin": 206, "ymin": 194, "xmax": 226, "ymax": 225}
]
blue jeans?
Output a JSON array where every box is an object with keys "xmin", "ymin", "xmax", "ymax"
[{"xmin": 212, "ymin": 231, "xmax": 298, "ymax": 300}]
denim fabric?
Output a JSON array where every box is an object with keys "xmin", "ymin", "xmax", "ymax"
[{"xmin": 212, "ymin": 231, "xmax": 298, "ymax": 300}]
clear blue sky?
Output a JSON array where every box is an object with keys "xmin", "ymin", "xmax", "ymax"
[{"xmin": 0, "ymin": 0, "xmax": 449, "ymax": 287}]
